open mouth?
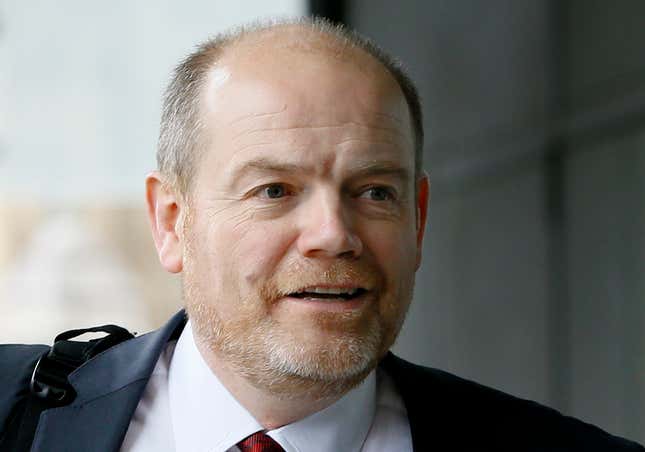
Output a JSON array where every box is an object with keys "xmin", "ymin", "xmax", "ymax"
[{"xmin": 287, "ymin": 287, "xmax": 368, "ymax": 301}]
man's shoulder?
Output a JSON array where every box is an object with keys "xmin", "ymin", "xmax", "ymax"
[
  {"xmin": 0, "ymin": 342, "xmax": 49, "ymax": 364},
  {"xmin": 0, "ymin": 343, "xmax": 50, "ymax": 389},
  {"xmin": 0, "ymin": 344, "xmax": 50, "ymax": 430},
  {"xmin": 381, "ymin": 353, "xmax": 644, "ymax": 451}
]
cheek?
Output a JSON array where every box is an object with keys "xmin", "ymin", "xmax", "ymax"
[
  {"xmin": 224, "ymin": 217, "xmax": 297, "ymax": 287},
  {"xmin": 364, "ymin": 224, "xmax": 417, "ymax": 332},
  {"xmin": 361, "ymin": 220, "xmax": 418, "ymax": 272}
]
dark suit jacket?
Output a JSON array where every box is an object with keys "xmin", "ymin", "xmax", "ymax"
[{"xmin": 1, "ymin": 310, "xmax": 643, "ymax": 451}]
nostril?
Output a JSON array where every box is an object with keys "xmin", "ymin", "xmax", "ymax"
[{"xmin": 339, "ymin": 249, "xmax": 359, "ymax": 259}]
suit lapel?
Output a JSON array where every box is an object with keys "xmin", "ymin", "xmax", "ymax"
[
  {"xmin": 30, "ymin": 310, "xmax": 187, "ymax": 452},
  {"xmin": 381, "ymin": 353, "xmax": 480, "ymax": 451},
  {"xmin": 380, "ymin": 352, "xmax": 439, "ymax": 452}
]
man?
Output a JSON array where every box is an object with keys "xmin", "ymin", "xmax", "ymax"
[{"xmin": 1, "ymin": 18, "xmax": 643, "ymax": 452}]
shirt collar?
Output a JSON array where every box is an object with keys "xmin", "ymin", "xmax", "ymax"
[
  {"xmin": 168, "ymin": 321, "xmax": 376, "ymax": 452},
  {"xmin": 268, "ymin": 372, "xmax": 375, "ymax": 452}
]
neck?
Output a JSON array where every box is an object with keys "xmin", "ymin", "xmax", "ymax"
[{"xmin": 194, "ymin": 338, "xmax": 352, "ymax": 429}]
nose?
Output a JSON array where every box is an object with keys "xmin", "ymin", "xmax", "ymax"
[{"xmin": 296, "ymin": 191, "xmax": 363, "ymax": 259}]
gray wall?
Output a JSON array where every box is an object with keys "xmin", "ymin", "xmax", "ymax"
[
  {"xmin": 347, "ymin": 0, "xmax": 645, "ymax": 443},
  {"xmin": 566, "ymin": 130, "xmax": 645, "ymax": 440}
]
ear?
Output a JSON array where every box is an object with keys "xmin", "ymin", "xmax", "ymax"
[
  {"xmin": 415, "ymin": 172, "xmax": 430, "ymax": 270},
  {"xmin": 145, "ymin": 171, "xmax": 184, "ymax": 273}
]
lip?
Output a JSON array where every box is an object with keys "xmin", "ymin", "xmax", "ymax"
[
  {"xmin": 280, "ymin": 289, "xmax": 371, "ymax": 312},
  {"xmin": 295, "ymin": 284, "xmax": 366, "ymax": 292}
]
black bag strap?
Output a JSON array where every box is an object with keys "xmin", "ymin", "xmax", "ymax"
[{"xmin": 0, "ymin": 324, "xmax": 134, "ymax": 452}]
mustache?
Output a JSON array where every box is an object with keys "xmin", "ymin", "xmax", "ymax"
[{"xmin": 261, "ymin": 260, "xmax": 382, "ymax": 300}]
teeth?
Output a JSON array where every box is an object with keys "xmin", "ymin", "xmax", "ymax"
[{"xmin": 303, "ymin": 287, "xmax": 358, "ymax": 295}]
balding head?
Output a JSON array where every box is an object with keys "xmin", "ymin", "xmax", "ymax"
[{"xmin": 157, "ymin": 17, "xmax": 423, "ymax": 199}]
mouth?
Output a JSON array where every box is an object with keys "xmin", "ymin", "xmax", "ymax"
[{"xmin": 286, "ymin": 286, "xmax": 368, "ymax": 301}]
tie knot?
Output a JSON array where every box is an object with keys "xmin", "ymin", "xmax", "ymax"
[{"xmin": 237, "ymin": 431, "xmax": 285, "ymax": 452}]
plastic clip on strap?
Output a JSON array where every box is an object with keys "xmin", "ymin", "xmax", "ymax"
[{"xmin": 30, "ymin": 324, "xmax": 135, "ymax": 406}]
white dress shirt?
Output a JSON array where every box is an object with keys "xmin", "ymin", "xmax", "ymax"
[{"xmin": 121, "ymin": 322, "xmax": 412, "ymax": 452}]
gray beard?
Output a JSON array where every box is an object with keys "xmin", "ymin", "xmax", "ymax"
[{"xmin": 185, "ymin": 295, "xmax": 386, "ymax": 401}]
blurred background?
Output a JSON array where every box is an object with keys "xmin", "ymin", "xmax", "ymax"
[{"xmin": 1, "ymin": 0, "xmax": 643, "ymax": 444}]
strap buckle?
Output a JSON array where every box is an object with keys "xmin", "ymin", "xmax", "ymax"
[
  {"xmin": 29, "ymin": 324, "xmax": 134, "ymax": 406},
  {"xmin": 29, "ymin": 354, "xmax": 76, "ymax": 405}
]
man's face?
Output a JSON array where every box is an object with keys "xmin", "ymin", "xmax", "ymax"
[{"xmin": 182, "ymin": 41, "xmax": 428, "ymax": 394}]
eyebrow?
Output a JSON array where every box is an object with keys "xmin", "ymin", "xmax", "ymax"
[
  {"xmin": 234, "ymin": 158, "xmax": 303, "ymax": 176},
  {"xmin": 231, "ymin": 157, "xmax": 410, "ymax": 185},
  {"xmin": 347, "ymin": 162, "xmax": 411, "ymax": 183}
]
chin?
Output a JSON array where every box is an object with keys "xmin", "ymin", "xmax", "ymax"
[
  {"xmin": 249, "ymin": 330, "xmax": 384, "ymax": 400},
  {"xmin": 273, "ymin": 330, "xmax": 382, "ymax": 379},
  {"xmin": 185, "ymin": 282, "xmax": 405, "ymax": 399}
]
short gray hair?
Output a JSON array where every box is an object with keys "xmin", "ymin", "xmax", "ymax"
[{"xmin": 157, "ymin": 17, "xmax": 424, "ymax": 198}]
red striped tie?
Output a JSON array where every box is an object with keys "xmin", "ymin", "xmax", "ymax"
[{"xmin": 237, "ymin": 432, "xmax": 285, "ymax": 452}]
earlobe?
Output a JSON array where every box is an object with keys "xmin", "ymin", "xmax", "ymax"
[
  {"xmin": 145, "ymin": 172, "xmax": 184, "ymax": 273},
  {"xmin": 415, "ymin": 173, "xmax": 430, "ymax": 269}
]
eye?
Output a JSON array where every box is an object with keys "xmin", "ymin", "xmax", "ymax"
[
  {"xmin": 359, "ymin": 186, "xmax": 396, "ymax": 201},
  {"xmin": 258, "ymin": 183, "xmax": 290, "ymax": 199}
]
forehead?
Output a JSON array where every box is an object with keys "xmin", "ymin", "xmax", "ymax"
[{"xmin": 198, "ymin": 30, "xmax": 414, "ymax": 171}]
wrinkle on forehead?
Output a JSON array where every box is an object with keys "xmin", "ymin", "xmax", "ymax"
[
  {"xmin": 228, "ymin": 104, "xmax": 288, "ymax": 126},
  {"xmin": 204, "ymin": 72, "xmax": 410, "ymax": 139},
  {"xmin": 230, "ymin": 121, "xmax": 409, "ymax": 143}
]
